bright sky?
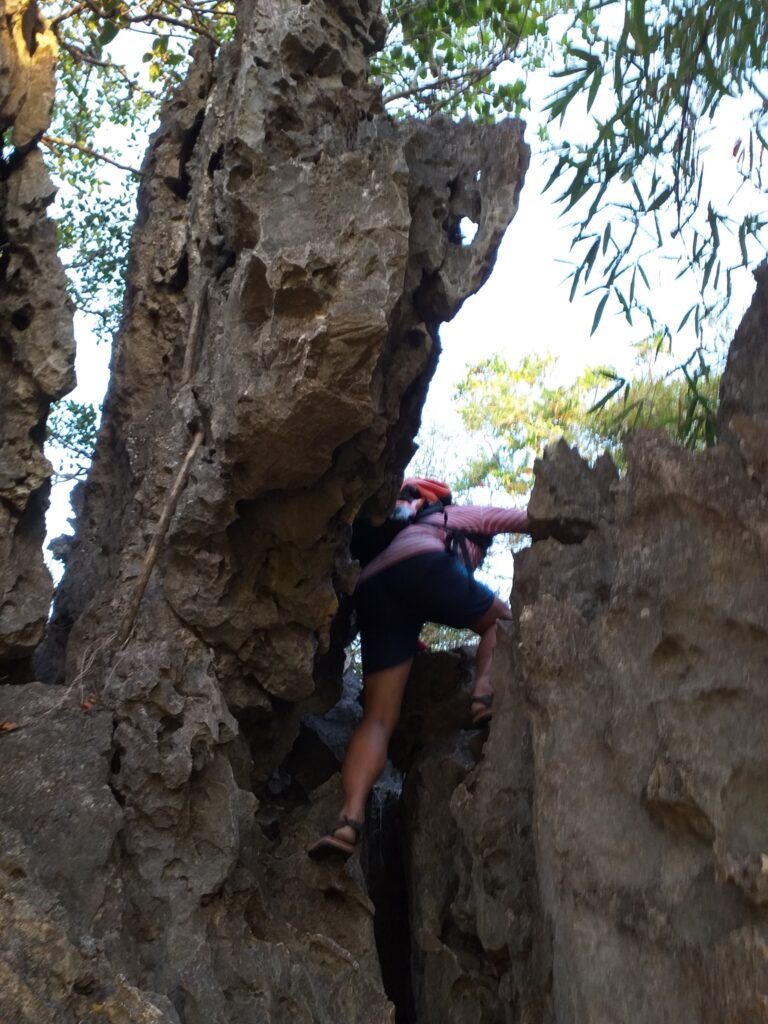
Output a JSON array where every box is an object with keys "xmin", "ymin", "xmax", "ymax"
[{"xmin": 45, "ymin": 26, "xmax": 766, "ymax": 595}]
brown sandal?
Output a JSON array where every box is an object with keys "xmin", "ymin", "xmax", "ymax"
[
  {"xmin": 470, "ymin": 694, "xmax": 493, "ymax": 727},
  {"xmin": 308, "ymin": 816, "xmax": 363, "ymax": 861}
]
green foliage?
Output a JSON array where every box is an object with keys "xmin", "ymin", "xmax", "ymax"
[
  {"xmin": 39, "ymin": 2, "xmax": 236, "ymax": 343},
  {"xmin": 346, "ymin": 624, "xmax": 475, "ymax": 677},
  {"xmin": 35, "ymin": 1, "xmax": 768, "ymax": 353},
  {"xmin": 546, "ymin": 0, "xmax": 768, "ymax": 340},
  {"xmin": 373, "ymin": 0, "xmax": 555, "ymax": 119},
  {"xmin": 454, "ymin": 337, "xmax": 723, "ymax": 492},
  {"xmin": 419, "ymin": 622, "xmax": 476, "ymax": 651},
  {"xmin": 47, "ymin": 400, "xmax": 99, "ymax": 481}
]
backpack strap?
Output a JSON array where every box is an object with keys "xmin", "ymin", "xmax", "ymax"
[
  {"xmin": 443, "ymin": 511, "xmax": 492, "ymax": 578},
  {"xmin": 415, "ymin": 506, "xmax": 492, "ymax": 579}
]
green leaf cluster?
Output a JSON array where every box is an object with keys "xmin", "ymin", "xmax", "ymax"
[
  {"xmin": 38, "ymin": 2, "xmax": 235, "ymax": 343},
  {"xmin": 545, "ymin": 0, "xmax": 768, "ymax": 341},
  {"xmin": 373, "ymin": 0, "xmax": 555, "ymax": 120},
  {"xmin": 454, "ymin": 337, "xmax": 722, "ymax": 493},
  {"xmin": 47, "ymin": 399, "xmax": 99, "ymax": 481}
]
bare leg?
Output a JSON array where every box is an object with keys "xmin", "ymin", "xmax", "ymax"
[
  {"xmin": 330, "ymin": 657, "xmax": 413, "ymax": 845},
  {"xmin": 470, "ymin": 597, "xmax": 512, "ymax": 715}
]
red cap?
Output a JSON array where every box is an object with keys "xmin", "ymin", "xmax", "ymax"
[{"xmin": 401, "ymin": 477, "xmax": 452, "ymax": 505}]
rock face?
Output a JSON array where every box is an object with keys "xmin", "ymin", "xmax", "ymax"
[
  {"xmin": 5, "ymin": 1, "xmax": 768, "ymax": 1021},
  {"xmin": 7, "ymin": 1, "xmax": 529, "ymax": 1021},
  {"xmin": 718, "ymin": 259, "xmax": 768, "ymax": 442},
  {"xmin": 0, "ymin": 1, "xmax": 75, "ymax": 679},
  {"xmin": 402, "ymin": 422, "xmax": 768, "ymax": 1021}
]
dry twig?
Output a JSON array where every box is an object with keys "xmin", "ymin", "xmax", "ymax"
[{"xmin": 117, "ymin": 430, "xmax": 205, "ymax": 646}]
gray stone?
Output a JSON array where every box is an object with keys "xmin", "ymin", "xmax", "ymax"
[
  {"xmin": 18, "ymin": 1, "xmax": 528, "ymax": 1019},
  {"xmin": 0, "ymin": 5, "xmax": 75, "ymax": 676},
  {"xmin": 400, "ymin": 339, "xmax": 768, "ymax": 1021},
  {"xmin": 718, "ymin": 259, "xmax": 768, "ymax": 443},
  {"xmin": 527, "ymin": 437, "xmax": 618, "ymax": 542}
]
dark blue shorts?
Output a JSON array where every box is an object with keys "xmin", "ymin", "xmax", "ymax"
[{"xmin": 355, "ymin": 551, "xmax": 496, "ymax": 675}]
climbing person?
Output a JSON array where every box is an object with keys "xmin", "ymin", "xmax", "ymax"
[{"xmin": 308, "ymin": 476, "xmax": 530, "ymax": 860}]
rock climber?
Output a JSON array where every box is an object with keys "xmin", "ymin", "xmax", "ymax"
[{"xmin": 308, "ymin": 476, "xmax": 530, "ymax": 860}]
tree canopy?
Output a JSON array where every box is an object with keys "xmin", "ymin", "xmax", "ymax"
[{"xmin": 453, "ymin": 337, "xmax": 723, "ymax": 494}]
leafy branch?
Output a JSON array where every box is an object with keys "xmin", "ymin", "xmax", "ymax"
[
  {"xmin": 544, "ymin": 0, "xmax": 768, "ymax": 340},
  {"xmin": 42, "ymin": 134, "xmax": 143, "ymax": 176},
  {"xmin": 454, "ymin": 335, "xmax": 725, "ymax": 494}
]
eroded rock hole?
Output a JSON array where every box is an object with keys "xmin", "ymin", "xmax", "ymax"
[
  {"xmin": 228, "ymin": 162, "xmax": 253, "ymax": 190},
  {"xmin": 11, "ymin": 305, "xmax": 32, "ymax": 331},
  {"xmin": 458, "ymin": 217, "xmax": 479, "ymax": 246},
  {"xmin": 208, "ymin": 145, "xmax": 224, "ymax": 177},
  {"xmin": 166, "ymin": 251, "xmax": 189, "ymax": 291},
  {"xmin": 178, "ymin": 108, "xmax": 205, "ymax": 191},
  {"xmin": 28, "ymin": 414, "xmax": 46, "ymax": 447},
  {"xmin": 108, "ymin": 743, "xmax": 126, "ymax": 807},
  {"xmin": 21, "ymin": 3, "xmax": 43, "ymax": 56}
]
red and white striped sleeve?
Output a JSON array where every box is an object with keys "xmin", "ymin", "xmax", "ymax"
[{"xmin": 442, "ymin": 504, "xmax": 530, "ymax": 537}]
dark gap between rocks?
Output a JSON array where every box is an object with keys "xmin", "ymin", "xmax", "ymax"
[
  {"xmin": 267, "ymin": 669, "xmax": 419, "ymax": 1022},
  {"xmin": 364, "ymin": 779, "xmax": 417, "ymax": 1024}
]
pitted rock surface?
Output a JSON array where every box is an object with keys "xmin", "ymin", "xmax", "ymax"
[
  {"xmin": 718, "ymin": 259, "xmax": 768, "ymax": 443},
  {"xmin": 403, "ymin": 425, "xmax": 768, "ymax": 1022},
  {"xmin": 10, "ymin": 1, "xmax": 768, "ymax": 1020},
  {"xmin": 527, "ymin": 437, "xmax": 618, "ymax": 542},
  {"xmin": 17, "ymin": 1, "xmax": 529, "ymax": 1020},
  {"xmin": 0, "ymin": 2, "xmax": 75, "ymax": 675}
]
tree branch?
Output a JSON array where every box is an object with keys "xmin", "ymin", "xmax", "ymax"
[
  {"xmin": 117, "ymin": 430, "xmax": 204, "ymax": 647},
  {"xmin": 49, "ymin": 3, "xmax": 91, "ymax": 29},
  {"xmin": 384, "ymin": 47, "xmax": 511, "ymax": 111},
  {"xmin": 76, "ymin": 0, "xmax": 222, "ymax": 43},
  {"xmin": 42, "ymin": 134, "xmax": 144, "ymax": 176},
  {"xmin": 121, "ymin": 10, "xmax": 219, "ymax": 44}
]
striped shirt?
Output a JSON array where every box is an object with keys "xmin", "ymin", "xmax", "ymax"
[{"xmin": 358, "ymin": 505, "xmax": 530, "ymax": 585}]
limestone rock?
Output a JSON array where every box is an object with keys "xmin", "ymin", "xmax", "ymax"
[
  {"xmin": 449, "ymin": 427, "xmax": 768, "ymax": 1023},
  {"xmin": 718, "ymin": 259, "xmax": 768, "ymax": 443},
  {"xmin": 0, "ymin": 3, "xmax": 75, "ymax": 676},
  {"xmin": 527, "ymin": 437, "xmax": 618, "ymax": 542},
  {"xmin": 0, "ymin": 1, "xmax": 58, "ymax": 147},
  {"xmin": 0, "ymin": 692, "xmax": 177, "ymax": 1024},
  {"xmin": 20, "ymin": 1, "xmax": 528, "ymax": 1019},
  {"xmin": 397, "ymin": 644, "xmax": 538, "ymax": 1024}
]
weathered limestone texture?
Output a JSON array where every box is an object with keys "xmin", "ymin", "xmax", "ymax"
[
  {"xmin": 505, "ymin": 429, "xmax": 768, "ymax": 1022},
  {"xmin": 7, "ymin": 1, "xmax": 529, "ymax": 1021},
  {"xmin": 718, "ymin": 259, "xmax": 768, "ymax": 443},
  {"xmin": 527, "ymin": 437, "xmax": 618, "ymax": 542},
  {"xmin": 404, "ymin": 421, "xmax": 768, "ymax": 1019},
  {"xmin": 0, "ymin": 1, "xmax": 75, "ymax": 678}
]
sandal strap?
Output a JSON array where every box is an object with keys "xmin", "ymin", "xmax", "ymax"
[{"xmin": 470, "ymin": 694, "xmax": 493, "ymax": 709}]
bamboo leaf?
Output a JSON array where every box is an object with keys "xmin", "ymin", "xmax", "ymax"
[{"xmin": 590, "ymin": 291, "xmax": 610, "ymax": 335}]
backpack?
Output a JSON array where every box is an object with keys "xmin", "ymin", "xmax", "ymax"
[
  {"xmin": 350, "ymin": 477, "xmax": 493, "ymax": 574},
  {"xmin": 350, "ymin": 499, "xmax": 447, "ymax": 568}
]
